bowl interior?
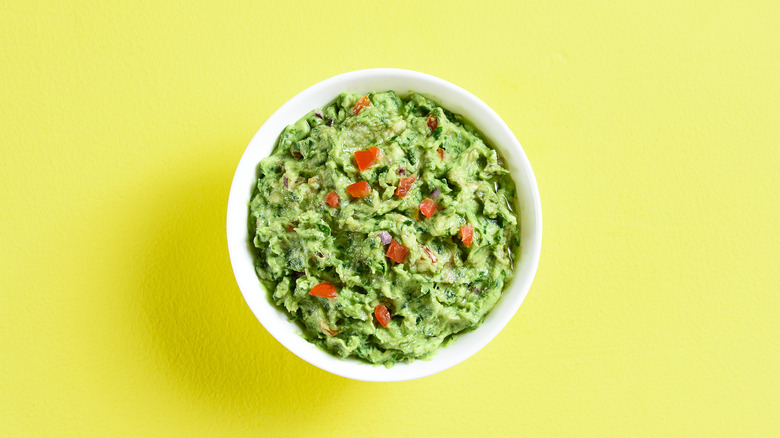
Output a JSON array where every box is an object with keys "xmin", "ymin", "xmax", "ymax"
[{"xmin": 227, "ymin": 69, "xmax": 541, "ymax": 381}]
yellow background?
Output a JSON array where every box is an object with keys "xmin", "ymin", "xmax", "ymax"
[{"xmin": 2, "ymin": 0, "xmax": 778, "ymax": 436}]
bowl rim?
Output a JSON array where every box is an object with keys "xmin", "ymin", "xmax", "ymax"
[{"xmin": 226, "ymin": 68, "xmax": 542, "ymax": 381}]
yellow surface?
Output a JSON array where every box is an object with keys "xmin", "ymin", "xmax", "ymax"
[{"xmin": 1, "ymin": 0, "xmax": 778, "ymax": 436}]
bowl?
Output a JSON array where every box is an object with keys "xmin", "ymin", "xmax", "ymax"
[{"xmin": 226, "ymin": 68, "xmax": 542, "ymax": 382}]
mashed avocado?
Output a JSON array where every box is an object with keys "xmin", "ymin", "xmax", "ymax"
[{"xmin": 249, "ymin": 91, "xmax": 520, "ymax": 365}]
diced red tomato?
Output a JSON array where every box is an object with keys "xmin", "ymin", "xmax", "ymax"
[
  {"xmin": 419, "ymin": 198, "xmax": 437, "ymax": 218},
  {"xmin": 375, "ymin": 305, "xmax": 391, "ymax": 327},
  {"xmin": 395, "ymin": 174, "xmax": 417, "ymax": 198},
  {"xmin": 460, "ymin": 224, "xmax": 473, "ymax": 248},
  {"xmin": 325, "ymin": 191, "xmax": 339, "ymax": 208},
  {"xmin": 385, "ymin": 239, "xmax": 409, "ymax": 264},
  {"xmin": 438, "ymin": 147, "xmax": 444, "ymax": 159},
  {"xmin": 309, "ymin": 282, "xmax": 337, "ymax": 299},
  {"xmin": 427, "ymin": 114, "xmax": 438, "ymax": 131},
  {"xmin": 355, "ymin": 146, "xmax": 380, "ymax": 171},
  {"xmin": 423, "ymin": 246, "xmax": 438, "ymax": 263},
  {"xmin": 346, "ymin": 181, "xmax": 371, "ymax": 198},
  {"xmin": 352, "ymin": 95, "xmax": 371, "ymax": 115}
]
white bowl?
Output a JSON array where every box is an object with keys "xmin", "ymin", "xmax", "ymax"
[{"xmin": 227, "ymin": 69, "xmax": 542, "ymax": 382}]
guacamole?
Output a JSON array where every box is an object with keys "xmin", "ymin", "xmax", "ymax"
[{"xmin": 249, "ymin": 91, "xmax": 519, "ymax": 365}]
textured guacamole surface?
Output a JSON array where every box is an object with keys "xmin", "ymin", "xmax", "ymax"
[{"xmin": 249, "ymin": 91, "xmax": 519, "ymax": 365}]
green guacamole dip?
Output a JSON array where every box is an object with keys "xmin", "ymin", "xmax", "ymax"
[{"xmin": 249, "ymin": 91, "xmax": 519, "ymax": 365}]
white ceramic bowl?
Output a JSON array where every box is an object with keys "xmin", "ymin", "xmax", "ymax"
[{"xmin": 227, "ymin": 69, "xmax": 542, "ymax": 381}]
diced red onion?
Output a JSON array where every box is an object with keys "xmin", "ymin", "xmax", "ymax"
[
  {"xmin": 378, "ymin": 231, "xmax": 392, "ymax": 245},
  {"xmin": 423, "ymin": 246, "xmax": 438, "ymax": 263},
  {"xmin": 326, "ymin": 119, "xmax": 333, "ymax": 126},
  {"xmin": 397, "ymin": 168, "xmax": 406, "ymax": 175},
  {"xmin": 430, "ymin": 188, "xmax": 441, "ymax": 198},
  {"xmin": 314, "ymin": 110, "xmax": 323, "ymax": 119},
  {"xmin": 283, "ymin": 176, "xmax": 288, "ymax": 189}
]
